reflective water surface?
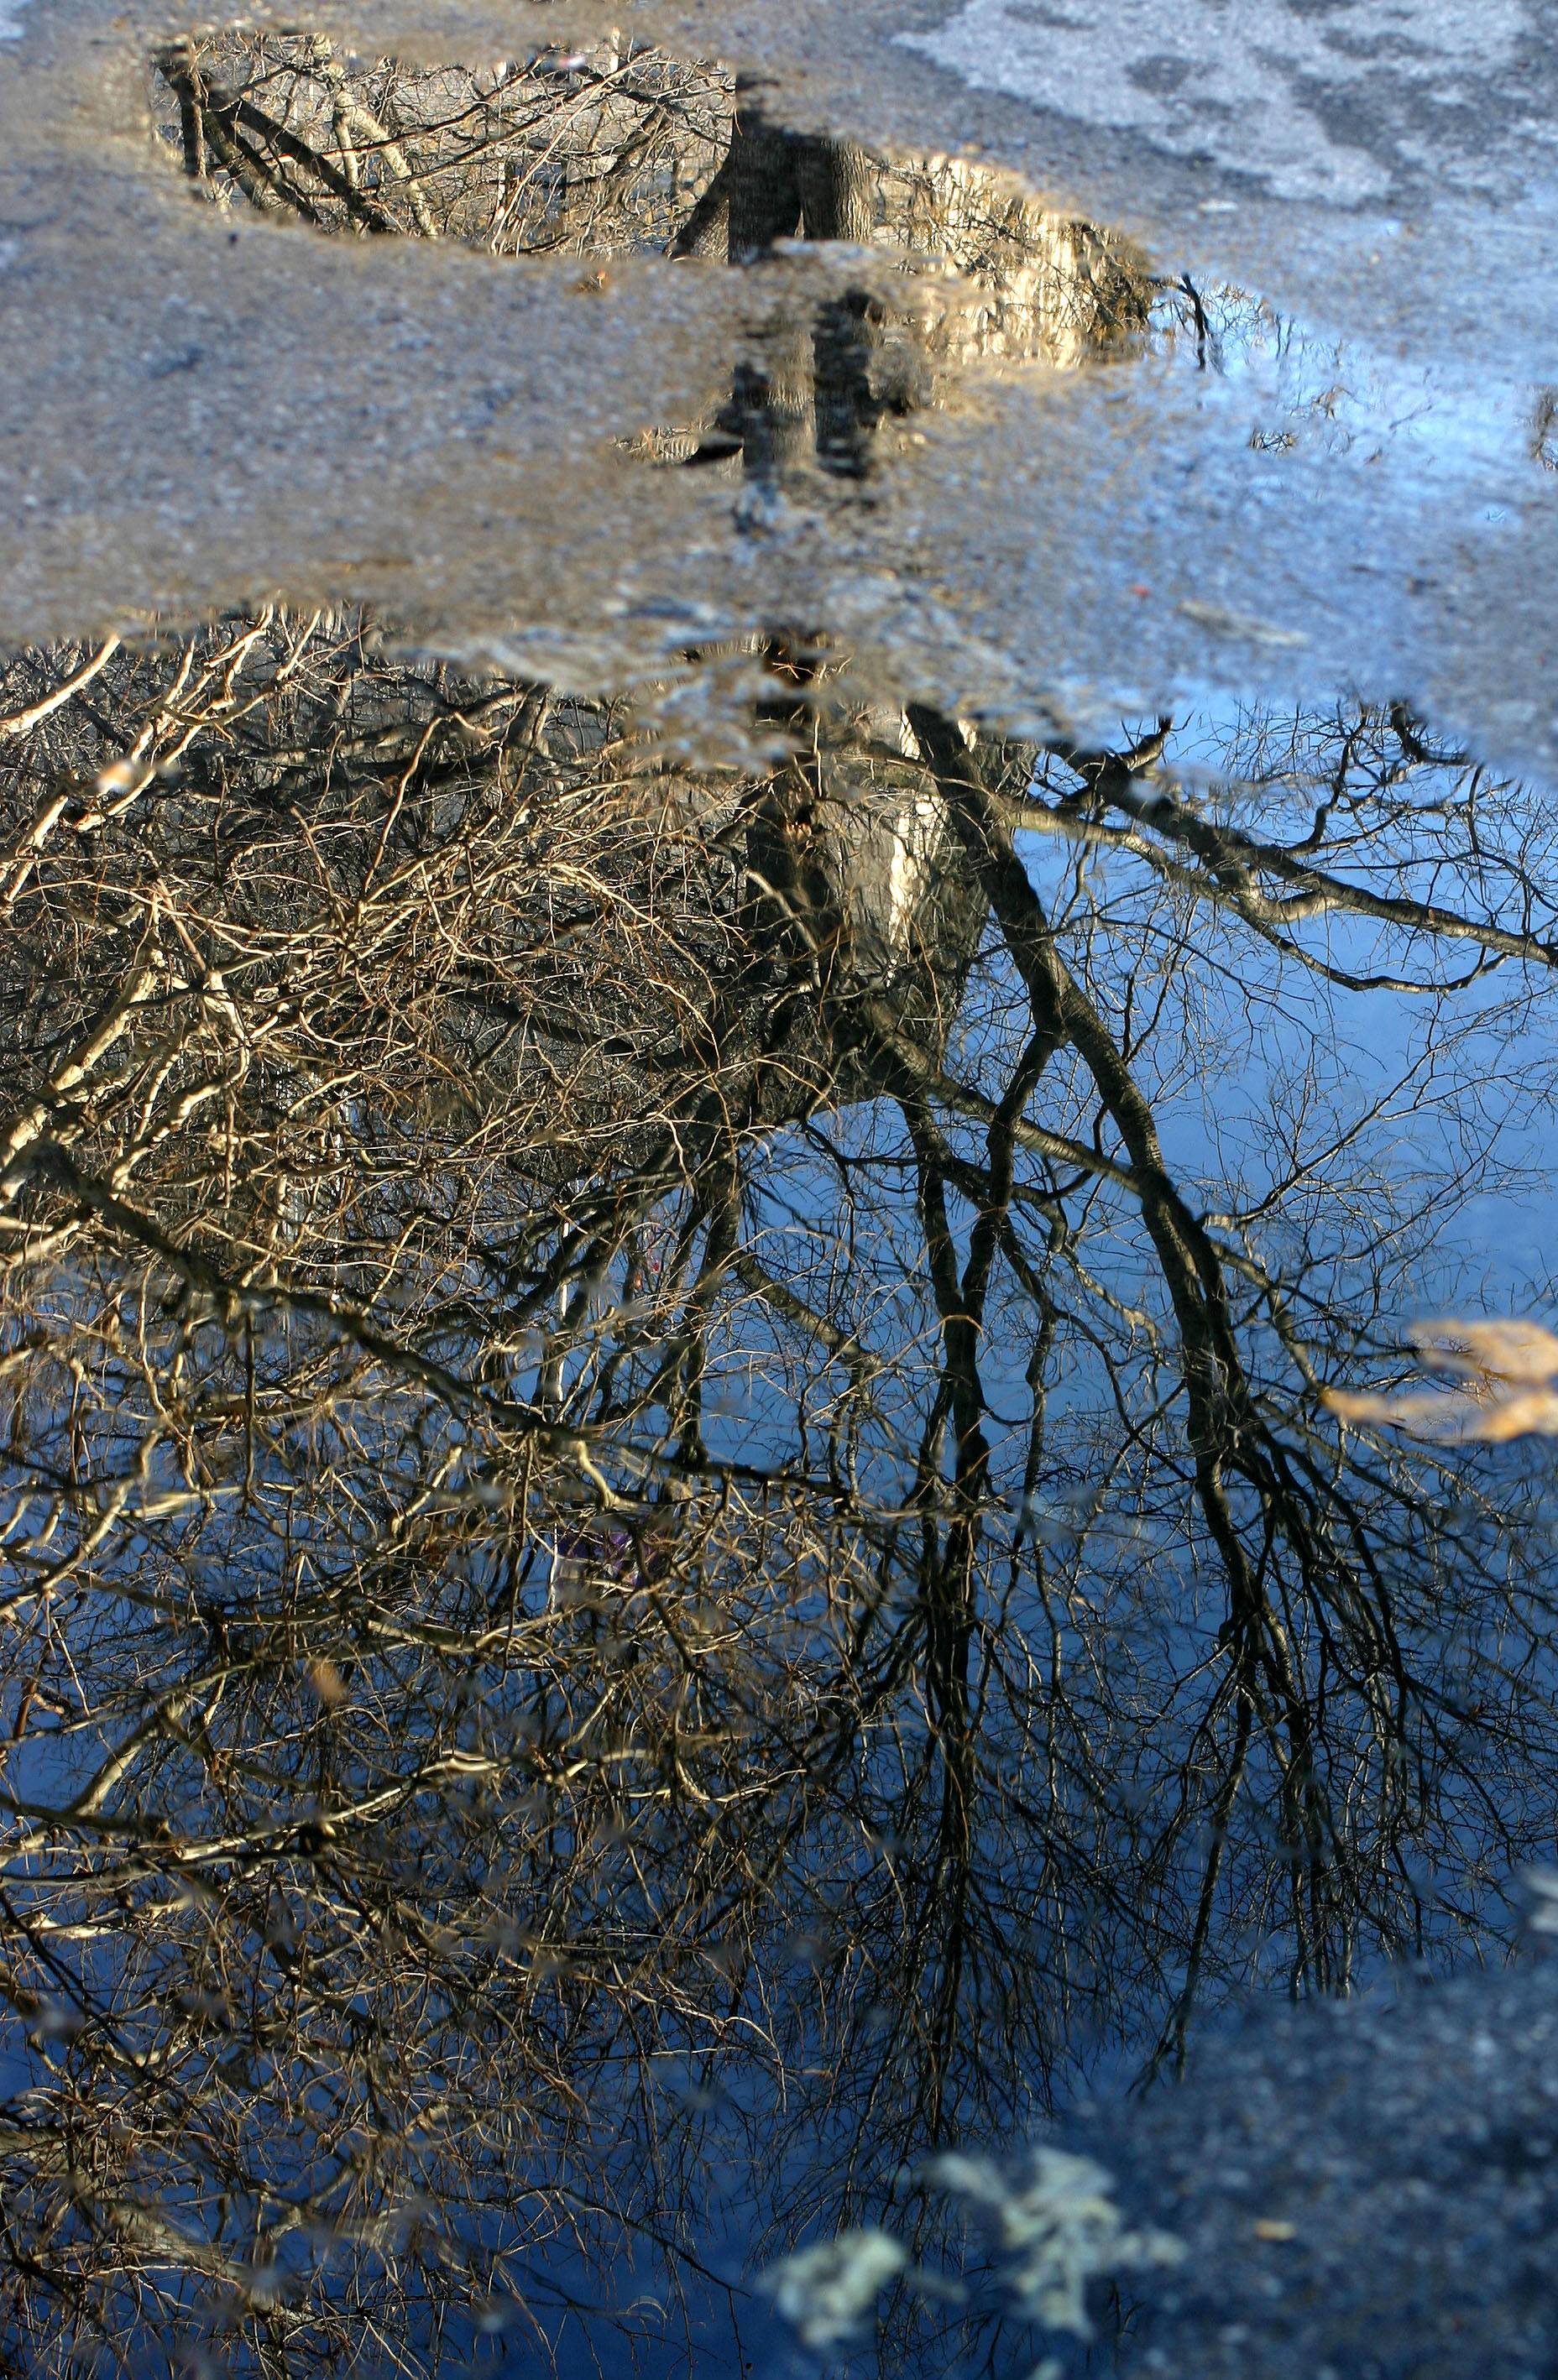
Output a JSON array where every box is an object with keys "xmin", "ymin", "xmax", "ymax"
[{"xmin": 3, "ymin": 26, "xmax": 1558, "ymax": 2380}]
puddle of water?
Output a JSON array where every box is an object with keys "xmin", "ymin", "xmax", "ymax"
[
  {"xmin": 114, "ymin": 26, "xmax": 1558, "ymax": 786},
  {"xmin": 149, "ymin": 31, "xmax": 735, "ymax": 256},
  {"xmin": 3, "ymin": 23, "xmax": 1558, "ymax": 2380},
  {"xmin": 3, "ymin": 601, "xmax": 1558, "ymax": 2376},
  {"xmin": 144, "ymin": 31, "xmax": 1158, "ymax": 383},
  {"xmin": 149, "ymin": 29, "xmax": 1541, "ymax": 498}
]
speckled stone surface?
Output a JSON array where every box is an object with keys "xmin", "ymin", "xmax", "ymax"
[{"xmin": 1071, "ymin": 1956, "xmax": 1558, "ymax": 2377}]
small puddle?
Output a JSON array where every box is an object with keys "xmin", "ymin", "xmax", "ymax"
[
  {"xmin": 144, "ymin": 31, "xmax": 1556, "ymax": 511},
  {"xmin": 146, "ymin": 30, "xmax": 1167, "ymax": 505},
  {"xmin": 0, "ymin": 23, "xmax": 1555, "ymax": 2380}
]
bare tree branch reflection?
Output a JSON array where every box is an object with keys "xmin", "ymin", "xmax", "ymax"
[
  {"xmin": 152, "ymin": 33, "xmax": 734, "ymax": 256},
  {"xmin": 2, "ymin": 605, "xmax": 1557, "ymax": 2370}
]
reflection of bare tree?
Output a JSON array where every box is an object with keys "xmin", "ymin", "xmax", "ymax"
[
  {"xmin": 152, "ymin": 33, "xmax": 734, "ymax": 254},
  {"xmin": 3, "ymin": 609, "xmax": 1558, "ymax": 2371},
  {"xmin": 149, "ymin": 31, "xmax": 1148, "ymax": 331}
]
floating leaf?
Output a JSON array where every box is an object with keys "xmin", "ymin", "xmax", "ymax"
[{"xmin": 1325, "ymin": 1318, "xmax": 1558, "ymax": 1442}]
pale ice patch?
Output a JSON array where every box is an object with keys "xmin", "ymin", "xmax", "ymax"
[
  {"xmin": 921, "ymin": 2146, "xmax": 1184, "ymax": 2337},
  {"xmin": 761, "ymin": 2228, "xmax": 908, "ymax": 2348},
  {"xmin": 901, "ymin": 0, "xmax": 1529, "ymax": 203},
  {"xmin": 0, "ymin": 0, "xmax": 31, "ymax": 42},
  {"xmin": 763, "ymin": 2147, "xmax": 1183, "ymax": 2356}
]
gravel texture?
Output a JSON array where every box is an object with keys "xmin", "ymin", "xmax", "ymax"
[{"xmin": 1072, "ymin": 1953, "xmax": 1558, "ymax": 2378}]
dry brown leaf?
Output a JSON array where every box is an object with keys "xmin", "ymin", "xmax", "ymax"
[
  {"xmin": 1406, "ymin": 1318, "xmax": 1558, "ymax": 1385},
  {"xmin": 1325, "ymin": 1318, "xmax": 1558, "ymax": 1443},
  {"xmin": 1449, "ymin": 1387, "xmax": 1558, "ymax": 1443},
  {"xmin": 1323, "ymin": 1387, "xmax": 1484, "ymax": 1440}
]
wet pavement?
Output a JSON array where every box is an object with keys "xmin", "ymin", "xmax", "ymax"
[
  {"xmin": 3, "ymin": 11, "xmax": 1558, "ymax": 2378},
  {"xmin": 3, "ymin": 3, "xmax": 1558, "ymax": 765}
]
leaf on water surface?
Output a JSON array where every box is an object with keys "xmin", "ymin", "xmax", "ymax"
[
  {"xmin": 305, "ymin": 1657, "xmax": 346, "ymax": 1708},
  {"xmin": 1325, "ymin": 1317, "xmax": 1558, "ymax": 1441},
  {"xmin": 1407, "ymin": 1318, "xmax": 1558, "ymax": 1382}
]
